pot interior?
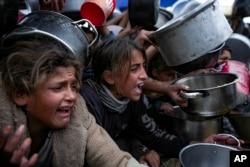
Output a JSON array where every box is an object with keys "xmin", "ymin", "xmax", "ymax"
[{"xmin": 173, "ymin": 73, "xmax": 238, "ymax": 91}]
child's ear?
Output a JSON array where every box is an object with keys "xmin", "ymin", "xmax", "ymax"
[
  {"xmin": 12, "ymin": 91, "xmax": 27, "ymax": 106},
  {"xmin": 103, "ymin": 70, "xmax": 114, "ymax": 84}
]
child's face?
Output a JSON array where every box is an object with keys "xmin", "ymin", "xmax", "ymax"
[
  {"xmin": 113, "ymin": 49, "xmax": 148, "ymax": 101},
  {"xmin": 218, "ymin": 49, "xmax": 232, "ymax": 63},
  {"xmin": 153, "ymin": 69, "xmax": 177, "ymax": 82},
  {"xmin": 17, "ymin": 66, "xmax": 78, "ymax": 130}
]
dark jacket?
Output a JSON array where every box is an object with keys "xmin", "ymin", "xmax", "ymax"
[{"xmin": 80, "ymin": 81, "xmax": 190, "ymax": 158}]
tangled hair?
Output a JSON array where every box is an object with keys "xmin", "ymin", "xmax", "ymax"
[
  {"xmin": 90, "ymin": 38, "xmax": 146, "ymax": 84},
  {"xmin": 0, "ymin": 39, "xmax": 83, "ymax": 98}
]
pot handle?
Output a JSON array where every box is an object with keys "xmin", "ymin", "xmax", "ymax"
[
  {"xmin": 72, "ymin": 19, "xmax": 98, "ymax": 47},
  {"xmin": 179, "ymin": 90, "xmax": 209, "ymax": 99},
  {"xmin": 217, "ymin": 133, "xmax": 241, "ymax": 148}
]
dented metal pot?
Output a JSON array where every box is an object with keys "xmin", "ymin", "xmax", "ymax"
[
  {"xmin": 1, "ymin": 10, "xmax": 98, "ymax": 61},
  {"xmin": 148, "ymin": 0, "xmax": 232, "ymax": 67}
]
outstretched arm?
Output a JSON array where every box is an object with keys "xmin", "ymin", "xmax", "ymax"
[{"xmin": 143, "ymin": 78, "xmax": 188, "ymax": 107}]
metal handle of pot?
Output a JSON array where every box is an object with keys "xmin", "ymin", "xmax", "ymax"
[
  {"xmin": 72, "ymin": 19, "xmax": 98, "ymax": 47},
  {"xmin": 217, "ymin": 133, "xmax": 241, "ymax": 148},
  {"xmin": 179, "ymin": 90, "xmax": 208, "ymax": 99}
]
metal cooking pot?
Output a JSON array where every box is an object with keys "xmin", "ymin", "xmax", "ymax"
[
  {"xmin": 165, "ymin": 106, "xmax": 223, "ymax": 141},
  {"xmin": 173, "ymin": 73, "xmax": 239, "ymax": 117},
  {"xmin": 1, "ymin": 10, "xmax": 98, "ymax": 61},
  {"xmin": 148, "ymin": 0, "xmax": 232, "ymax": 67},
  {"xmin": 153, "ymin": 8, "xmax": 173, "ymax": 30},
  {"xmin": 179, "ymin": 141, "xmax": 239, "ymax": 167},
  {"xmin": 128, "ymin": 0, "xmax": 159, "ymax": 29}
]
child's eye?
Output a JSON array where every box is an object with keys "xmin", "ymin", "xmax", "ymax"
[
  {"xmin": 71, "ymin": 84, "xmax": 77, "ymax": 90},
  {"xmin": 51, "ymin": 86, "xmax": 62, "ymax": 91},
  {"xmin": 131, "ymin": 66, "xmax": 138, "ymax": 71}
]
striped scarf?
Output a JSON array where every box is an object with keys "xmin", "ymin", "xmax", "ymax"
[{"xmin": 86, "ymin": 79, "xmax": 129, "ymax": 113}]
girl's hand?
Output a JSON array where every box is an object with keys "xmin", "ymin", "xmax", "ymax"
[
  {"xmin": 0, "ymin": 125, "xmax": 38, "ymax": 167},
  {"xmin": 203, "ymin": 133, "xmax": 244, "ymax": 149},
  {"xmin": 139, "ymin": 150, "xmax": 160, "ymax": 167}
]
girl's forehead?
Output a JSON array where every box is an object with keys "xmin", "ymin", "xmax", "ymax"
[{"xmin": 131, "ymin": 50, "xmax": 145, "ymax": 59}]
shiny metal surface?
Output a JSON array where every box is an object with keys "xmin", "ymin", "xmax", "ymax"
[
  {"xmin": 173, "ymin": 73, "xmax": 238, "ymax": 117},
  {"xmin": 166, "ymin": 106, "xmax": 223, "ymax": 141},
  {"xmin": 1, "ymin": 11, "xmax": 97, "ymax": 61},
  {"xmin": 179, "ymin": 143, "xmax": 239, "ymax": 167},
  {"xmin": 149, "ymin": 0, "xmax": 232, "ymax": 67}
]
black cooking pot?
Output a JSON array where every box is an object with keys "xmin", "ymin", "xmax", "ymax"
[
  {"xmin": 1, "ymin": 11, "xmax": 98, "ymax": 61},
  {"xmin": 128, "ymin": 0, "xmax": 159, "ymax": 29}
]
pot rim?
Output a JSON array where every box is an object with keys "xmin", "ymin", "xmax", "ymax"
[
  {"xmin": 150, "ymin": 0, "xmax": 215, "ymax": 36},
  {"xmin": 173, "ymin": 72, "xmax": 239, "ymax": 91},
  {"xmin": 180, "ymin": 142, "xmax": 239, "ymax": 152},
  {"xmin": 4, "ymin": 27, "xmax": 75, "ymax": 51},
  {"xmin": 179, "ymin": 142, "xmax": 239, "ymax": 167},
  {"xmin": 18, "ymin": 10, "xmax": 98, "ymax": 46}
]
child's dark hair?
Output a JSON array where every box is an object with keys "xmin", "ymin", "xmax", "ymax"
[{"xmin": 90, "ymin": 38, "xmax": 146, "ymax": 84}]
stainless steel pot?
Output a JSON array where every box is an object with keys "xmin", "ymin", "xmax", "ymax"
[
  {"xmin": 179, "ymin": 141, "xmax": 239, "ymax": 167},
  {"xmin": 148, "ymin": 0, "xmax": 232, "ymax": 67},
  {"xmin": 173, "ymin": 73, "xmax": 239, "ymax": 117},
  {"xmin": 1, "ymin": 10, "xmax": 98, "ymax": 61},
  {"xmin": 165, "ymin": 106, "xmax": 223, "ymax": 141}
]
